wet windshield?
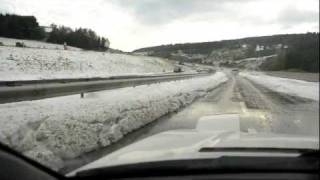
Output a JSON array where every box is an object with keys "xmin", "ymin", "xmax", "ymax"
[{"xmin": 0, "ymin": 0, "xmax": 319, "ymax": 175}]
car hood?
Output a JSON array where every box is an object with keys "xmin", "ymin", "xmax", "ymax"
[{"xmin": 69, "ymin": 114, "xmax": 319, "ymax": 175}]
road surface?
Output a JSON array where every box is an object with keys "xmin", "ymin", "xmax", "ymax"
[{"xmin": 62, "ymin": 70, "xmax": 319, "ymax": 173}]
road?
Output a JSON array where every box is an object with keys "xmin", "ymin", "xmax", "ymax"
[
  {"xmin": 126, "ymin": 71, "xmax": 318, "ymax": 137},
  {"xmin": 62, "ymin": 70, "xmax": 319, "ymax": 173}
]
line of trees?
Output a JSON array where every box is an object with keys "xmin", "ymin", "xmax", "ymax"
[
  {"xmin": 47, "ymin": 24, "xmax": 109, "ymax": 51},
  {"xmin": 0, "ymin": 14, "xmax": 45, "ymax": 40},
  {"xmin": 276, "ymin": 33, "xmax": 319, "ymax": 72},
  {"xmin": 0, "ymin": 13, "xmax": 109, "ymax": 51}
]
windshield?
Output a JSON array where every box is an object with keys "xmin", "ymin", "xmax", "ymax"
[{"xmin": 0, "ymin": 0, "xmax": 319, "ymax": 175}]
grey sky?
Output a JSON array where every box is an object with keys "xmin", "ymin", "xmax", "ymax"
[
  {"xmin": 0, "ymin": 0, "xmax": 319, "ymax": 51},
  {"xmin": 110, "ymin": 0, "xmax": 240, "ymax": 25}
]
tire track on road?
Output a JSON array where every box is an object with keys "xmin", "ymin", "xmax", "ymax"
[{"xmin": 239, "ymin": 75, "xmax": 319, "ymax": 136}]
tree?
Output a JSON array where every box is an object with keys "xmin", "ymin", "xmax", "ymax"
[
  {"xmin": 0, "ymin": 13, "xmax": 45, "ymax": 40},
  {"xmin": 46, "ymin": 25, "xmax": 109, "ymax": 51}
]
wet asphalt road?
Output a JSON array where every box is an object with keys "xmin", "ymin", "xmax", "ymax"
[
  {"xmin": 62, "ymin": 71, "xmax": 319, "ymax": 173},
  {"xmin": 130, "ymin": 71, "xmax": 319, "ymax": 137}
]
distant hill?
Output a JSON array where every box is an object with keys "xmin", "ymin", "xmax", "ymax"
[{"xmin": 134, "ymin": 33, "xmax": 319, "ymax": 72}]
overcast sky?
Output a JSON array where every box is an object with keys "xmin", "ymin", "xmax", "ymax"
[{"xmin": 0, "ymin": 0, "xmax": 319, "ymax": 51}]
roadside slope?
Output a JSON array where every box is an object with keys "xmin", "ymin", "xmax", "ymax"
[
  {"xmin": 240, "ymin": 72, "xmax": 319, "ymax": 101},
  {"xmin": 0, "ymin": 39, "xmax": 174, "ymax": 81}
]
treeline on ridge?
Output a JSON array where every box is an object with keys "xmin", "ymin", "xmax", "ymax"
[
  {"xmin": 0, "ymin": 13, "xmax": 109, "ymax": 51},
  {"xmin": 0, "ymin": 14, "xmax": 45, "ymax": 40},
  {"xmin": 47, "ymin": 25, "xmax": 109, "ymax": 51},
  {"xmin": 263, "ymin": 33, "xmax": 319, "ymax": 72}
]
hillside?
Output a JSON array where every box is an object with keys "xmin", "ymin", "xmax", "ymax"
[
  {"xmin": 0, "ymin": 14, "xmax": 109, "ymax": 51},
  {"xmin": 0, "ymin": 38, "xmax": 174, "ymax": 81},
  {"xmin": 134, "ymin": 33, "xmax": 319, "ymax": 72},
  {"xmin": 0, "ymin": 37, "xmax": 82, "ymax": 51}
]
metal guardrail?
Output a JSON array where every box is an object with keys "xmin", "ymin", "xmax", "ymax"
[{"xmin": 0, "ymin": 72, "xmax": 212, "ymax": 104}]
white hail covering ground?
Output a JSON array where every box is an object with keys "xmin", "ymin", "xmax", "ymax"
[
  {"xmin": 0, "ymin": 72, "xmax": 228, "ymax": 170},
  {"xmin": 0, "ymin": 37, "xmax": 81, "ymax": 51},
  {"xmin": 240, "ymin": 72, "xmax": 319, "ymax": 101},
  {"xmin": 0, "ymin": 39, "xmax": 174, "ymax": 81}
]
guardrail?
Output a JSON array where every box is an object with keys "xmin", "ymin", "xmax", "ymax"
[{"xmin": 0, "ymin": 72, "xmax": 212, "ymax": 104}]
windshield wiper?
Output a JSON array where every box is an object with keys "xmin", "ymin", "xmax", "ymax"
[
  {"xmin": 300, "ymin": 149, "xmax": 320, "ymax": 157},
  {"xmin": 73, "ymin": 155, "xmax": 319, "ymax": 179},
  {"xmin": 199, "ymin": 147, "xmax": 319, "ymax": 154}
]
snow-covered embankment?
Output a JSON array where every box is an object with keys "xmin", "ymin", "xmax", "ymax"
[
  {"xmin": 0, "ymin": 46, "xmax": 174, "ymax": 81},
  {"xmin": 240, "ymin": 72, "xmax": 319, "ymax": 101},
  {"xmin": 0, "ymin": 72, "xmax": 228, "ymax": 170},
  {"xmin": 0, "ymin": 37, "xmax": 82, "ymax": 51}
]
